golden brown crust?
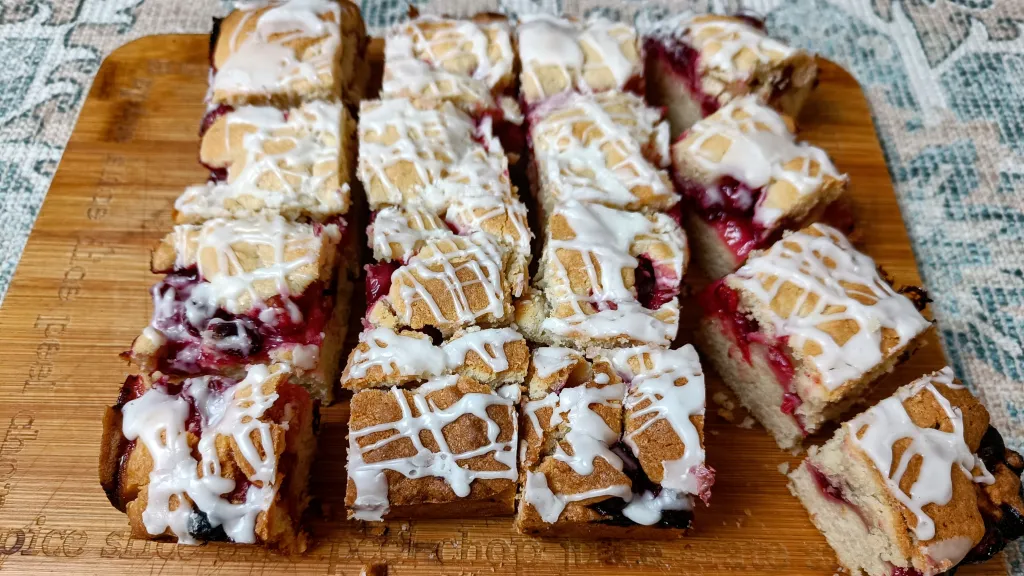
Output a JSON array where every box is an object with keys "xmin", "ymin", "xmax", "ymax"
[{"xmin": 345, "ymin": 377, "xmax": 517, "ymax": 517}]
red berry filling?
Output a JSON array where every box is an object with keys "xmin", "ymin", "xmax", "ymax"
[
  {"xmin": 645, "ymin": 37, "xmax": 720, "ymax": 118},
  {"xmin": 478, "ymin": 108, "xmax": 526, "ymax": 157},
  {"xmin": 635, "ymin": 255, "xmax": 679, "ymax": 310},
  {"xmin": 147, "ymin": 268, "xmax": 333, "ymax": 375},
  {"xmin": 700, "ymin": 280, "xmax": 806, "ymax": 432},
  {"xmin": 806, "ymin": 462, "xmax": 874, "ymax": 530},
  {"xmin": 674, "ymin": 174, "xmax": 774, "ymax": 262},
  {"xmin": 364, "ymin": 261, "xmax": 398, "ymax": 313}
]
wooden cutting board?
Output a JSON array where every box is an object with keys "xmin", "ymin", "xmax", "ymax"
[{"xmin": 0, "ymin": 34, "xmax": 1005, "ymax": 575}]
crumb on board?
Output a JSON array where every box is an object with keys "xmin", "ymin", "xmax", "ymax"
[
  {"xmin": 738, "ymin": 416, "xmax": 755, "ymax": 429},
  {"xmin": 777, "ymin": 462, "xmax": 790, "ymax": 475}
]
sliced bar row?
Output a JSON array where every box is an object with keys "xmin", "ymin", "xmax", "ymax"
[{"xmin": 102, "ymin": 0, "xmax": 370, "ymax": 553}]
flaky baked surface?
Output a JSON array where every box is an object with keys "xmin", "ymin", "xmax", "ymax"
[
  {"xmin": 99, "ymin": 364, "xmax": 315, "ymax": 552},
  {"xmin": 725, "ymin": 223, "xmax": 931, "ymax": 398},
  {"xmin": 345, "ymin": 376, "xmax": 518, "ymax": 520},
  {"xmin": 517, "ymin": 15, "xmax": 642, "ymax": 104},
  {"xmin": 340, "ymin": 326, "xmax": 529, "ymax": 391},
  {"xmin": 210, "ymin": 0, "xmax": 366, "ymax": 107},
  {"xmin": 176, "ymin": 102, "xmax": 352, "ymax": 223}
]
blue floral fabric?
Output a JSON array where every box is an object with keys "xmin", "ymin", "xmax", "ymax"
[{"xmin": 1, "ymin": 0, "xmax": 1022, "ymax": 571}]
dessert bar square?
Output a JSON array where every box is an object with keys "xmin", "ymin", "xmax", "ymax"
[
  {"xmin": 346, "ymin": 375, "xmax": 519, "ymax": 520},
  {"xmin": 789, "ymin": 367, "xmax": 1024, "ymax": 576},
  {"xmin": 340, "ymin": 326, "xmax": 529, "ymax": 391},
  {"xmin": 357, "ymin": 98, "xmax": 514, "ymax": 211},
  {"xmin": 672, "ymin": 95, "xmax": 847, "ymax": 279},
  {"xmin": 99, "ymin": 364, "xmax": 317, "ymax": 552},
  {"xmin": 382, "ymin": 14, "xmax": 516, "ymax": 111},
  {"xmin": 646, "ymin": 14, "xmax": 818, "ymax": 137},
  {"xmin": 176, "ymin": 101, "xmax": 355, "ymax": 223},
  {"xmin": 515, "ymin": 200, "xmax": 688, "ymax": 349},
  {"xmin": 529, "ymin": 91, "xmax": 677, "ymax": 214},
  {"xmin": 515, "ymin": 345, "xmax": 712, "ymax": 537},
  {"xmin": 518, "ymin": 15, "xmax": 642, "ymax": 105},
  {"xmin": 128, "ymin": 216, "xmax": 351, "ymax": 402},
  {"xmin": 209, "ymin": 0, "xmax": 367, "ymax": 107},
  {"xmin": 697, "ymin": 223, "xmax": 931, "ymax": 449},
  {"xmin": 366, "ymin": 232, "xmax": 519, "ymax": 336}
]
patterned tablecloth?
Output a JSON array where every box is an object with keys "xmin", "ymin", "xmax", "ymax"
[{"xmin": 2, "ymin": 0, "xmax": 1023, "ymax": 570}]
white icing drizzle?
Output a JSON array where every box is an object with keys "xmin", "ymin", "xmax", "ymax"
[
  {"xmin": 524, "ymin": 471, "xmax": 633, "ymax": 524},
  {"xmin": 732, "ymin": 224, "xmax": 930, "ymax": 390},
  {"xmin": 517, "ymin": 15, "xmax": 640, "ymax": 102},
  {"xmin": 370, "ymin": 206, "xmax": 449, "ymax": 262},
  {"xmin": 347, "ymin": 377, "xmax": 518, "ymax": 521},
  {"xmin": 685, "ymin": 17, "xmax": 797, "ymax": 80},
  {"xmin": 358, "ymin": 99, "xmax": 512, "ymax": 211},
  {"xmin": 446, "ymin": 194, "xmax": 532, "ymax": 255},
  {"xmin": 170, "ymin": 216, "xmax": 335, "ymax": 318},
  {"xmin": 391, "ymin": 232, "xmax": 508, "ymax": 328},
  {"xmin": 120, "ymin": 364, "xmax": 287, "ymax": 544},
  {"xmin": 522, "ymin": 368, "xmax": 630, "ymax": 523},
  {"xmin": 344, "ymin": 326, "xmax": 524, "ymax": 383},
  {"xmin": 177, "ymin": 101, "xmax": 347, "ymax": 221},
  {"xmin": 539, "ymin": 201, "xmax": 686, "ymax": 344},
  {"xmin": 383, "ymin": 16, "xmax": 513, "ymax": 98},
  {"xmin": 212, "ymin": 0, "xmax": 342, "ymax": 98},
  {"xmin": 847, "ymin": 367, "xmax": 996, "ymax": 542},
  {"xmin": 621, "ymin": 488, "xmax": 693, "ymax": 525},
  {"xmin": 680, "ymin": 95, "xmax": 843, "ymax": 228},
  {"xmin": 610, "ymin": 345, "xmax": 707, "ymax": 496},
  {"xmin": 531, "ymin": 346, "xmax": 580, "ymax": 378}
]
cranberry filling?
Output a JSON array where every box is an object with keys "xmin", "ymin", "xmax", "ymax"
[
  {"xmin": 635, "ymin": 255, "xmax": 678, "ymax": 310},
  {"xmin": 147, "ymin": 268, "xmax": 333, "ymax": 375},
  {"xmin": 807, "ymin": 463, "xmax": 847, "ymax": 506},
  {"xmin": 199, "ymin": 104, "xmax": 233, "ymax": 137},
  {"xmin": 644, "ymin": 37, "xmax": 720, "ymax": 118},
  {"xmin": 700, "ymin": 281, "xmax": 807, "ymax": 431},
  {"xmin": 674, "ymin": 174, "xmax": 772, "ymax": 261},
  {"xmin": 365, "ymin": 262, "xmax": 398, "ymax": 312},
  {"xmin": 478, "ymin": 109, "xmax": 526, "ymax": 156}
]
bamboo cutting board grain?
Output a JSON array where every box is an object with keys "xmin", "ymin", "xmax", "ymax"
[{"xmin": 0, "ymin": 34, "xmax": 1006, "ymax": 575}]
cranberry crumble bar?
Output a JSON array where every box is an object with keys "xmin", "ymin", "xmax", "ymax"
[
  {"xmin": 515, "ymin": 200, "xmax": 688, "ymax": 349},
  {"xmin": 517, "ymin": 15, "xmax": 643, "ymax": 105},
  {"xmin": 177, "ymin": 100, "xmax": 356, "ymax": 223},
  {"xmin": 209, "ymin": 0, "xmax": 367, "ymax": 107},
  {"xmin": 528, "ymin": 91, "xmax": 677, "ymax": 216},
  {"xmin": 646, "ymin": 14, "xmax": 818, "ymax": 137},
  {"xmin": 697, "ymin": 223, "xmax": 931, "ymax": 449},
  {"xmin": 128, "ymin": 216, "xmax": 351, "ymax": 402},
  {"xmin": 99, "ymin": 364, "xmax": 316, "ymax": 552},
  {"xmin": 789, "ymin": 367, "xmax": 1024, "ymax": 575},
  {"xmin": 672, "ymin": 95, "xmax": 848, "ymax": 279},
  {"xmin": 346, "ymin": 375, "xmax": 520, "ymax": 520},
  {"xmin": 515, "ymin": 346, "xmax": 712, "ymax": 537}
]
